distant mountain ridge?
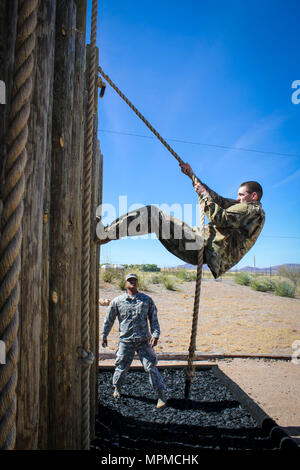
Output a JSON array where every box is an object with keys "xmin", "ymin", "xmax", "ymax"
[
  {"xmin": 175, "ymin": 263, "xmax": 300, "ymax": 274},
  {"xmin": 234, "ymin": 263, "xmax": 300, "ymax": 274}
]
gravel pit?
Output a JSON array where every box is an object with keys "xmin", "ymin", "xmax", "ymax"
[{"xmin": 92, "ymin": 367, "xmax": 281, "ymax": 452}]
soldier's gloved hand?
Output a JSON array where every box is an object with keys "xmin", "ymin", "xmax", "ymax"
[
  {"xmin": 102, "ymin": 338, "xmax": 108, "ymax": 348},
  {"xmin": 180, "ymin": 162, "xmax": 193, "ymax": 177},
  {"xmin": 150, "ymin": 337, "xmax": 158, "ymax": 347}
]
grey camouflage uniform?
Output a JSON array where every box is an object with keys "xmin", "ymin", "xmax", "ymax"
[{"xmin": 102, "ymin": 291, "xmax": 166, "ymax": 393}]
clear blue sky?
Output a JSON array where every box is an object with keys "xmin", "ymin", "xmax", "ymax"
[{"xmin": 86, "ymin": 0, "xmax": 300, "ymax": 269}]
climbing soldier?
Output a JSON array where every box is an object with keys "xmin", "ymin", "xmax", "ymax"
[
  {"xmin": 101, "ymin": 273, "xmax": 168, "ymax": 409},
  {"xmin": 96, "ymin": 163, "xmax": 265, "ymax": 278}
]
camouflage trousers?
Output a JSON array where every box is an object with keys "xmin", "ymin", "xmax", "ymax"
[
  {"xmin": 97, "ymin": 205, "xmax": 205, "ymax": 266},
  {"xmin": 113, "ymin": 340, "xmax": 166, "ymax": 393}
]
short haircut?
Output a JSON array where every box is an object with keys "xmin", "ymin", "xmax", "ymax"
[{"xmin": 240, "ymin": 181, "xmax": 263, "ymax": 201}]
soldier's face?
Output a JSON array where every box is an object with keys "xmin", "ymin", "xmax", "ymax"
[
  {"xmin": 237, "ymin": 185, "xmax": 257, "ymax": 203},
  {"xmin": 126, "ymin": 278, "xmax": 138, "ymax": 293}
]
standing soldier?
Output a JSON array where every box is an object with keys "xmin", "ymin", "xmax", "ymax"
[{"xmin": 101, "ymin": 273, "xmax": 168, "ymax": 409}]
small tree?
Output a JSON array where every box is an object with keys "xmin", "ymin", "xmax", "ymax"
[
  {"xmin": 141, "ymin": 264, "xmax": 161, "ymax": 272},
  {"xmin": 279, "ymin": 265, "xmax": 300, "ymax": 287}
]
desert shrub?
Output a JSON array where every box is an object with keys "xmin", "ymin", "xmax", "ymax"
[
  {"xmin": 274, "ymin": 280, "xmax": 296, "ymax": 298},
  {"xmin": 101, "ymin": 270, "xmax": 115, "ymax": 283},
  {"xmin": 118, "ymin": 277, "xmax": 126, "ymax": 290},
  {"xmin": 250, "ymin": 278, "xmax": 269, "ymax": 292},
  {"xmin": 162, "ymin": 275, "xmax": 177, "ymax": 291},
  {"xmin": 175, "ymin": 269, "xmax": 194, "ymax": 282},
  {"xmin": 136, "ymin": 275, "xmax": 149, "ymax": 291},
  {"xmin": 123, "ymin": 263, "xmax": 160, "ymax": 272},
  {"xmin": 234, "ymin": 272, "xmax": 252, "ymax": 286},
  {"xmin": 262, "ymin": 278, "xmax": 276, "ymax": 291},
  {"xmin": 189, "ymin": 270, "xmax": 198, "ymax": 281},
  {"xmin": 150, "ymin": 274, "xmax": 162, "ymax": 284}
]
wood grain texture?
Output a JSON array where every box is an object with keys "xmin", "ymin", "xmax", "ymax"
[
  {"xmin": 47, "ymin": 0, "xmax": 78, "ymax": 449},
  {"xmin": 16, "ymin": 0, "xmax": 57, "ymax": 450}
]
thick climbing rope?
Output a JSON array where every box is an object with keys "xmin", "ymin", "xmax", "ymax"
[
  {"xmin": 0, "ymin": 0, "xmax": 38, "ymax": 449},
  {"xmin": 184, "ymin": 205, "xmax": 205, "ymax": 399},
  {"xmin": 97, "ymin": 66, "xmax": 205, "ymax": 398},
  {"xmin": 80, "ymin": 0, "xmax": 97, "ymax": 450},
  {"xmin": 98, "ymin": 66, "xmax": 185, "ymax": 167}
]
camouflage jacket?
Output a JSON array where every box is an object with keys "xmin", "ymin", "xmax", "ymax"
[
  {"xmin": 193, "ymin": 176, "xmax": 265, "ymax": 278},
  {"xmin": 102, "ymin": 291, "xmax": 160, "ymax": 343}
]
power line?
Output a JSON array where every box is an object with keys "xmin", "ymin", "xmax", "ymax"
[
  {"xmin": 261, "ymin": 236, "xmax": 300, "ymax": 239},
  {"xmin": 99, "ymin": 128, "xmax": 300, "ymax": 159}
]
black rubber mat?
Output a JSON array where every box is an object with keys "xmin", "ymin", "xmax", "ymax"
[{"xmin": 91, "ymin": 367, "xmax": 286, "ymax": 453}]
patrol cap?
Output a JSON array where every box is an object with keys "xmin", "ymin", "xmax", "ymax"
[{"xmin": 125, "ymin": 273, "xmax": 138, "ymax": 282}]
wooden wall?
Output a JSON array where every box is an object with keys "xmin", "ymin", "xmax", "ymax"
[{"xmin": 0, "ymin": 0, "xmax": 101, "ymax": 450}]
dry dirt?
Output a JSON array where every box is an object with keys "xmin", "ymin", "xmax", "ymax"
[{"xmin": 98, "ymin": 278, "xmax": 300, "ymax": 444}]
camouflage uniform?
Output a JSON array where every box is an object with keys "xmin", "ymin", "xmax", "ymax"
[
  {"xmin": 192, "ymin": 175, "xmax": 265, "ymax": 278},
  {"xmin": 97, "ymin": 175, "xmax": 265, "ymax": 279},
  {"xmin": 102, "ymin": 292, "xmax": 166, "ymax": 393}
]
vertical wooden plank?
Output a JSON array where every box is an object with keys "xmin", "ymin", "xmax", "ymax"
[
  {"xmin": 41, "ymin": 0, "xmax": 87, "ymax": 450},
  {"xmin": 16, "ymin": 0, "xmax": 57, "ymax": 450},
  {"xmin": 74, "ymin": 0, "xmax": 87, "ymax": 35},
  {"xmin": 48, "ymin": 0, "xmax": 78, "ymax": 449},
  {"xmin": 38, "ymin": 0, "xmax": 57, "ymax": 450}
]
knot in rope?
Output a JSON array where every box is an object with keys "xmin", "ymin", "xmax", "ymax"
[{"xmin": 77, "ymin": 346, "xmax": 95, "ymax": 366}]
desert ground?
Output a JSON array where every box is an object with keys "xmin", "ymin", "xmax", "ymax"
[
  {"xmin": 99, "ymin": 277, "xmax": 299, "ymax": 356},
  {"xmin": 98, "ymin": 276, "xmax": 300, "ymax": 444}
]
